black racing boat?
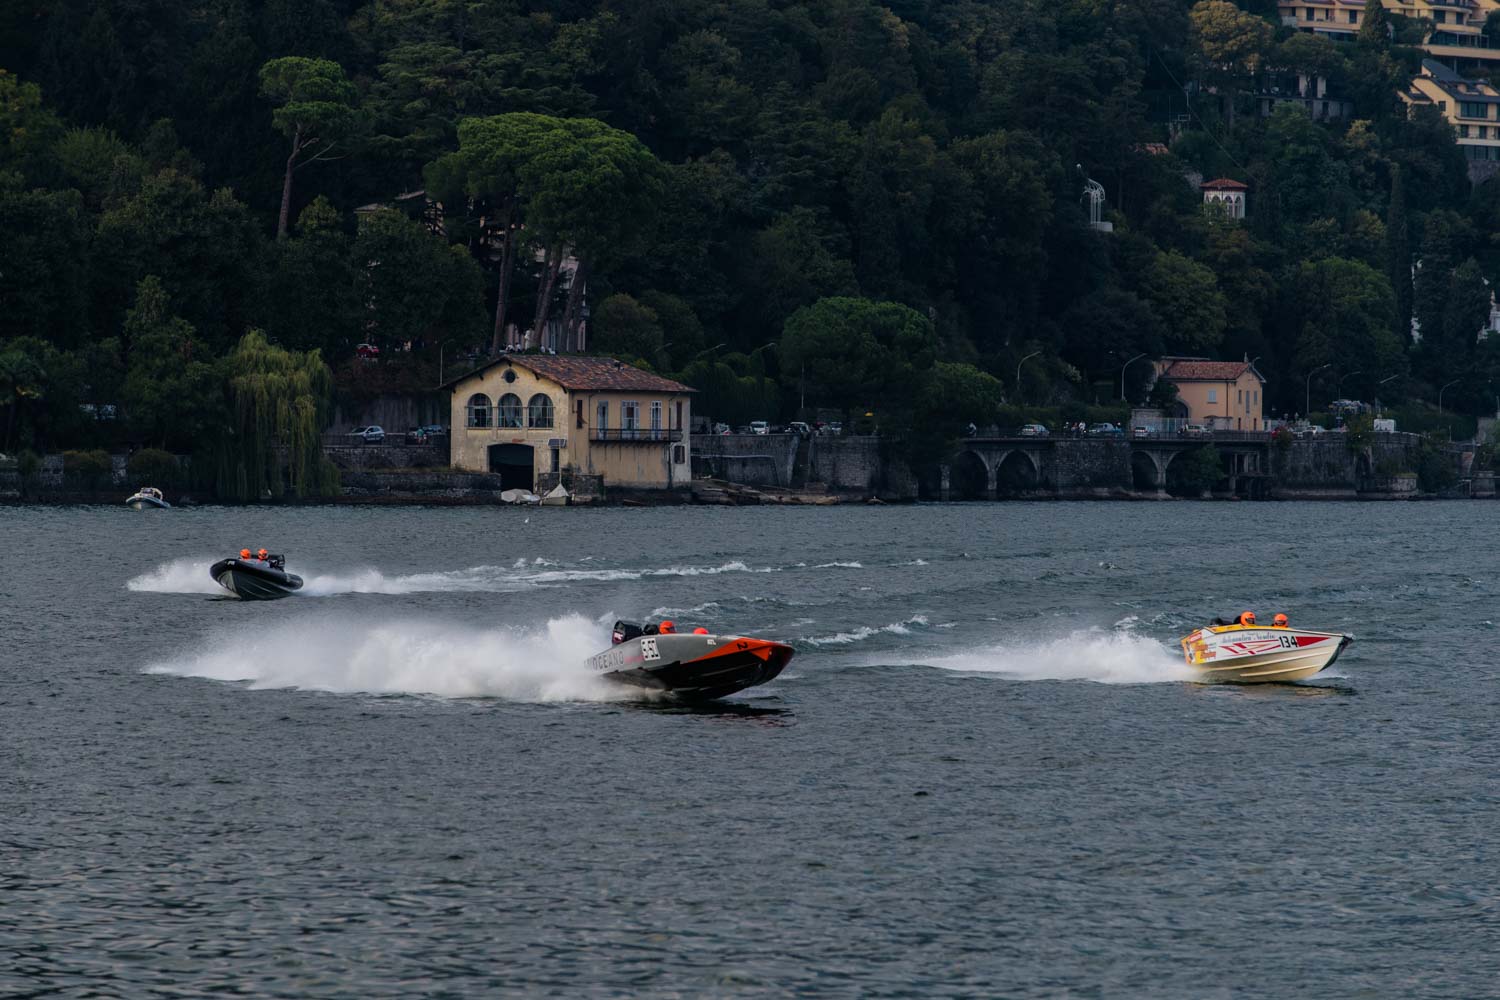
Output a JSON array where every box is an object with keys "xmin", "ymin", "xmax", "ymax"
[
  {"xmin": 209, "ymin": 554, "xmax": 304, "ymax": 600},
  {"xmin": 588, "ymin": 621, "xmax": 794, "ymax": 700}
]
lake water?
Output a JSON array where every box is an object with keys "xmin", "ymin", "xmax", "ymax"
[{"xmin": 4, "ymin": 501, "xmax": 1499, "ymax": 997}]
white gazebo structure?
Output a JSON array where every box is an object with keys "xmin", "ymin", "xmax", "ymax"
[{"xmin": 1201, "ymin": 178, "xmax": 1248, "ymax": 219}]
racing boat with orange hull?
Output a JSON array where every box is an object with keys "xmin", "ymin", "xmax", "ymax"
[
  {"xmin": 591, "ymin": 622, "xmax": 794, "ymax": 700},
  {"xmin": 1179, "ymin": 624, "xmax": 1352, "ymax": 683}
]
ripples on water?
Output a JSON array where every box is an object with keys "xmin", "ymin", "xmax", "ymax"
[{"xmin": 5, "ymin": 502, "xmax": 1500, "ymax": 996}]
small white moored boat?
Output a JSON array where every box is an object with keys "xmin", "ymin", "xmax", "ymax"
[
  {"xmin": 126, "ymin": 486, "xmax": 171, "ymax": 510},
  {"xmin": 1180, "ymin": 624, "xmax": 1352, "ymax": 683},
  {"xmin": 539, "ymin": 484, "xmax": 571, "ymax": 506}
]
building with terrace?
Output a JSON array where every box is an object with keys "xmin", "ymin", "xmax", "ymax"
[
  {"xmin": 1279, "ymin": 0, "xmax": 1500, "ymax": 73},
  {"xmin": 442, "ymin": 354, "xmax": 693, "ymax": 491},
  {"xmin": 1401, "ymin": 59, "xmax": 1500, "ymax": 165}
]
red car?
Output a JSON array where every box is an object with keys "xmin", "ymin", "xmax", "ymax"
[{"xmin": 356, "ymin": 343, "xmax": 380, "ymax": 359}]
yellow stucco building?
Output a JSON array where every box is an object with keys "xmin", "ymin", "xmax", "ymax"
[
  {"xmin": 1280, "ymin": 0, "xmax": 1500, "ymax": 69},
  {"xmin": 1155, "ymin": 358, "xmax": 1267, "ymax": 431},
  {"xmin": 444, "ymin": 355, "xmax": 694, "ymax": 491},
  {"xmin": 1401, "ymin": 59, "xmax": 1500, "ymax": 163}
]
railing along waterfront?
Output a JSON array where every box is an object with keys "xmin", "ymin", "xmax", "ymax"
[{"xmin": 590, "ymin": 428, "xmax": 683, "ymax": 443}]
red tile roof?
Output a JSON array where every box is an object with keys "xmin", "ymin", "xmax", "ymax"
[
  {"xmin": 1160, "ymin": 359, "xmax": 1262, "ymax": 382},
  {"xmin": 1201, "ymin": 178, "xmax": 1248, "ymax": 191},
  {"xmin": 445, "ymin": 354, "xmax": 694, "ymax": 393}
]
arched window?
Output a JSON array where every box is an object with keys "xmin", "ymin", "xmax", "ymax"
[
  {"xmin": 528, "ymin": 393, "xmax": 554, "ymax": 428},
  {"xmin": 466, "ymin": 393, "xmax": 491, "ymax": 428},
  {"xmin": 497, "ymin": 393, "xmax": 523, "ymax": 428}
]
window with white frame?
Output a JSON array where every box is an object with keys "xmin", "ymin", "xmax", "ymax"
[
  {"xmin": 596, "ymin": 400, "xmax": 608, "ymax": 433},
  {"xmin": 1207, "ymin": 388, "xmax": 1218, "ymax": 404},
  {"xmin": 497, "ymin": 393, "xmax": 523, "ymax": 428},
  {"xmin": 466, "ymin": 393, "xmax": 491, "ymax": 428},
  {"xmin": 527, "ymin": 393, "xmax": 554, "ymax": 428},
  {"xmin": 650, "ymin": 401, "xmax": 662, "ymax": 435},
  {"xmin": 622, "ymin": 401, "xmax": 640, "ymax": 437}
]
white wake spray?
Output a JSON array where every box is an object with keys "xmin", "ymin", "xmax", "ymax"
[
  {"xmin": 125, "ymin": 557, "xmax": 226, "ymax": 595},
  {"xmin": 915, "ymin": 629, "xmax": 1194, "ymax": 685},
  {"xmin": 144, "ymin": 613, "xmax": 632, "ymax": 702}
]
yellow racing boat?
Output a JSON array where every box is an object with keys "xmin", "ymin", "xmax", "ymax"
[{"xmin": 1179, "ymin": 623, "xmax": 1352, "ymax": 683}]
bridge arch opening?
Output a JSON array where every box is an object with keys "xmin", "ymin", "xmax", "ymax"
[
  {"xmin": 951, "ymin": 451, "xmax": 989, "ymax": 500},
  {"xmin": 995, "ymin": 450, "xmax": 1038, "ymax": 495},
  {"xmin": 1164, "ymin": 446, "xmax": 1225, "ymax": 498},
  {"xmin": 1131, "ymin": 451, "xmax": 1162, "ymax": 492}
]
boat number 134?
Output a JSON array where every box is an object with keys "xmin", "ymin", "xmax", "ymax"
[{"xmin": 1276, "ymin": 634, "xmax": 1298, "ymax": 649}]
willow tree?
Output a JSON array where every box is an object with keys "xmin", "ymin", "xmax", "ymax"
[{"xmin": 216, "ymin": 330, "xmax": 338, "ymax": 501}]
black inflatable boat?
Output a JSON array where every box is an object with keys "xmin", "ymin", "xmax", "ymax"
[{"xmin": 209, "ymin": 554, "xmax": 304, "ymax": 600}]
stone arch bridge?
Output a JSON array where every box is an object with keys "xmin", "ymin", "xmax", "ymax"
[{"xmin": 938, "ymin": 435, "xmax": 1272, "ymax": 500}]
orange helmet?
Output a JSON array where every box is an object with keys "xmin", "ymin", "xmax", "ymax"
[
  {"xmin": 659, "ymin": 620, "xmax": 675, "ymax": 634},
  {"xmin": 1239, "ymin": 611, "xmax": 1256, "ymax": 626},
  {"xmin": 1273, "ymin": 613, "xmax": 1288, "ymax": 627},
  {"xmin": 240, "ymin": 548, "xmax": 252, "ymax": 559},
  {"xmin": 693, "ymin": 627, "xmax": 709, "ymax": 635},
  {"xmin": 257, "ymin": 548, "xmax": 268, "ymax": 559}
]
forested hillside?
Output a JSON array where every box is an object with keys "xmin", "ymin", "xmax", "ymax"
[{"xmin": 2, "ymin": 0, "xmax": 1498, "ymax": 463}]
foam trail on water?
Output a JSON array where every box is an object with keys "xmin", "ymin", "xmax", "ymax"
[
  {"xmin": 299, "ymin": 565, "xmax": 536, "ymax": 596},
  {"xmin": 144, "ymin": 613, "xmax": 630, "ymax": 702},
  {"xmin": 128, "ymin": 558, "xmax": 776, "ymax": 596},
  {"xmin": 914, "ymin": 630, "xmax": 1193, "ymax": 684},
  {"xmin": 805, "ymin": 615, "xmax": 929, "ymax": 647}
]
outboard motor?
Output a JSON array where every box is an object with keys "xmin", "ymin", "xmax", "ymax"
[{"xmin": 611, "ymin": 620, "xmax": 644, "ymax": 646}]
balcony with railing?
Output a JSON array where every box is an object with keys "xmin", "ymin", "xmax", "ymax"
[{"xmin": 590, "ymin": 427, "xmax": 683, "ymax": 443}]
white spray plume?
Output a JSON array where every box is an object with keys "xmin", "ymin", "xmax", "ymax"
[{"xmin": 144, "ymin": 613, "xmax": 633, "ymax": 702}]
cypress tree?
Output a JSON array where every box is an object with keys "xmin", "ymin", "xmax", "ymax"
[
  {"xmin": 1358, "ymin": 0, "xmax": 1391, "ymax": 47},
  {"xmin": 1386, "ymin": 165, "xmax": 1412, "ymax": 345}
]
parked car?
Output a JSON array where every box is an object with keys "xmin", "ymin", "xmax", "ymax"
[
  {"xmin": 712, "ymin": 422, "xmax": 731, "ymax": 435},
  {"xmin": 349, "ymin": 425, "xmax": 385, "ymax": 443},
  {"xmin": 1018, "ymin": 423, "xmax": 1049, "ymax": 437},
  {"xmin": 826, "ymin": 421, "xmax": 843, "ymax": 435},
  {"xmin": 1087, "ymin": 422, "xmax": 1123, "ymax": 436},
  {"xmin": 1180, "ymin": 423, "xmax": 1209, "ymax": 437},
  {"xmin": 355, "ymin": 343, "xmax": 380, "ymax": 360},
  {"xmin": 749, "ymin": 420, "xmax": 770, "ymax": 435},
  {"xmin": 1132, "ymin": 426, "xmax": 1150, "ymax": 438},
  {"xmin": 789, "ymin": 421, "xmax": 812, "ymax": 437},
  {"xmin": 405, "ymin": 424, "xmax": 448, "ymax": 443}
]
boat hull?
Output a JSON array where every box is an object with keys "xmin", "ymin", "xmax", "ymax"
[
  {"xmin": 589, "ymin": 633, "xmax": 793, "ymax": 701},
  {"xmin": 1180, "ymin": 626, "xmax": 1351, "ymax": 683},
  {"xmin": 126, "ymin": 494, "xmax": 170, "ymax": 509},
  {"xmin": 209, "ymin": 558, "xmax": 304, "ymax": 600}
]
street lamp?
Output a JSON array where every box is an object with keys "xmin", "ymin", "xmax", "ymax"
[
  {"xmin": 1339, "ymin": 370, "xmax": 1363, "ymax": 394},
  {"xmin": 1439, "ymin": 378, "xmax": 1462, "ymax": 414},
  {"xmin": 1016, "ymin": 350, "xmax": 1042, "ymax": 404},
  {"xmin": 1378, "ymin": 373, "xmax": 1401, "ymax": 386},
  {"xmin": 1304, "ymin": 363, "xmax": 1332, "ymax": 419},
  {"xmin": 1120, "ymin": 352, "xmax": 1147, "ymax": 401}
]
